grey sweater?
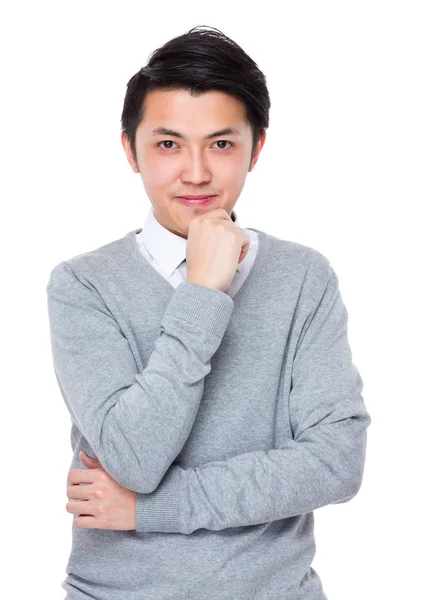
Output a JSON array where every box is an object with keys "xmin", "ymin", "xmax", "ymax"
[{"xmin": 46, "ymin": 226, "xmax": 371, "ymax": 600}]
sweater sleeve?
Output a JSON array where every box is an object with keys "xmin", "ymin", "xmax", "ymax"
[
  {"xmin": 134, "ymin": 267, "xmax": 372, "ymax": 533},
  {"xmin": 46, "ymin": 261, "xmax": 234, "ymax": 494}
]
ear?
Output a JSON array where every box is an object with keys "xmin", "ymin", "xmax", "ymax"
[
  {"xmin": 249, "ymin": 131, "xmax": 267, "ymax": 172},
  {"xmin": 121, "ymin": 132, "xmax": 140, "ymax": 174}
]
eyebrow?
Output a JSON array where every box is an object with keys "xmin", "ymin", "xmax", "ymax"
[{"xmin": 150, "ymin": 127, "xmax": 242, "ymax": 140}]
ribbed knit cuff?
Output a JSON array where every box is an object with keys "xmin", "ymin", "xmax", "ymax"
[
  {"xmin": 135, "ymin": 466, "xmax": 183, "ymax": 533},
  {"xmin": 163, "ymin": 281, "xmax": 234, "ymax": 338}
]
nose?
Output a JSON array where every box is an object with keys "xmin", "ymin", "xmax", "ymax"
[{"xmin": 180, "ymin": 149, "xmax": 212, "ymax": 186}]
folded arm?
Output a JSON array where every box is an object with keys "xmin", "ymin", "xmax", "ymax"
[{"xmin": 134, "ymin": 267, "xmax": 372, "ymax": 533}]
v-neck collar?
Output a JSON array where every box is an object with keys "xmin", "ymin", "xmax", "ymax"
[{"xmin": 123, "ymin": 226, "xmax": 271, "ymax": 309}]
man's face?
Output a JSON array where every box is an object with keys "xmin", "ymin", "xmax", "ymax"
[{"xmin": 121, "ymin": 88, "xmax": 266, "ymax": 238}]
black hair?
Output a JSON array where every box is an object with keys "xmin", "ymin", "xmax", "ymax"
[{"xmin": 120, "ymin": 25, "xmax": 271, "ymax": 168}]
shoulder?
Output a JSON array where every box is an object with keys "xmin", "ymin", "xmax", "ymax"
[
  {"xmin": 46, "ymin": 232, "xmax": 128, "ymax": 289},
  {"xmin": 263, "ymin": 230, "xmax": 334, "ymax": 286}
]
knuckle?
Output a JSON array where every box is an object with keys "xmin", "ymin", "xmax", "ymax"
[
  {"xmin": 98, "ymin": 503, "xmax": 107, "ymax": 515},
  {"xmin": 215, "ymin": 221, "xmax": 227, "ymax": 233},
  {"xmin": 93, "ymin": 487, "xmax": 104, "ymax": 499}
]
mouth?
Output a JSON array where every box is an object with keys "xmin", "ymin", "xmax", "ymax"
[{"xmin": 176, "ymin": 195, "xmax": 217, "ymax": 206}]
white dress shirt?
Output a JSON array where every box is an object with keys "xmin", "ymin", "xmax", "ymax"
[{"xmin": 135, "ymin": 206, "xmax": 259, "ymax": 298}]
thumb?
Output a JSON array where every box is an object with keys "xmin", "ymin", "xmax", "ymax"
[{"xmin": 79, "ymin": 450, "xmax": 102, "ymax": 468}]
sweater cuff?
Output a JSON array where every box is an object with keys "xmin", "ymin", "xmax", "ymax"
[
  {"xmin": 135, "ymin": 466, "xmax": 183, "ymax": 533},
  {"xmin": 163, "ymin": 281, "xmax": 234, "ymax": 338}
]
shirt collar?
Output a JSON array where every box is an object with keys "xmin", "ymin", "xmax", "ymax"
[{"xmin": 141, "ymin": 206, "xmax": 243, "ymax": 277}]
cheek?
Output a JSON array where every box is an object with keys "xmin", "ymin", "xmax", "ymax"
[
  {"xmin": 219, "ymin": 155, "xmax": 247, "ymax": 186},
  {"xmin": 140, "ymin": 156, "xmax": 175, "ymax": 187}
]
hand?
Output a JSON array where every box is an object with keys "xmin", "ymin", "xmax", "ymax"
[
  {"xmin": 66, "ymin": 450, "xmax": 136, "ymax": 530},
  {"xmin": 186, "ymin": 208, "xmax": 250, "ymax": 292}
]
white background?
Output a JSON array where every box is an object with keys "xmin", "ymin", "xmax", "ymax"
[{"xmin": 1, "ymin": 1, "xmax": 423, "ymax": 598}]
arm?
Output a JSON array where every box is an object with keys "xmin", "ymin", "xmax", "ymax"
[
  {"xmin": 134, "ymin": 266, "xmax": 372, "ymax": 533},
  {"xmin": 47, "ymin": 261, "xmax": 234, "ymax": 494}
]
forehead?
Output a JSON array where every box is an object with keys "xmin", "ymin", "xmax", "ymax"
[{"xmin": 139, "ymin": 89, "xmax": 249, "ymax": 134}]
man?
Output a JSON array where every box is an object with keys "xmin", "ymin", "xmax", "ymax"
[{"xmin": 47, "ymin": 25, "xmax": 371, "ymax": 600}]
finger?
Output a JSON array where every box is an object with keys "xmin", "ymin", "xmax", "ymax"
[
  {"xmin": 242, "ymin": 231, "xmax": 251, "ymax": 250},
  {"xmin": 238, "ymin": 234, "xmax": 251, "ymax": 262},
  {"xmin": 66, "ymin": 499, "xmax": 92, "ymax": 515},
  {"xmin": 80, "ymin": 451, "xmax": 101, "ymax": 465},
  {"xmin": 68, "ymin": 469, "xmax": 96, "ymax": 485},
  {"xmin": 74, "ymin": 515, "xmax": 99, "ymax": 529},
  {"xmin": 197, "ymin": 208, "xmax": 233, "ymax": 223},
  {"xmin": 67, "ymin": 483, "xmax": 93, "ymax": 500},
  {"xmin": 238, "ymin": 250, "xmax": 247, "ymax": 264}
]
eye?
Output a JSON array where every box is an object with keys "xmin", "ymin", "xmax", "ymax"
[
  {"xmin": 157, "ymin": 140, "xmax": 178, "ymax": 150},
  {"xmin": 156, "ymin": 140, "xmax": 234, "ymax": 151},
  {"xmin": 212, "ymin": 140, "xmax": 234, "ymax": 150}
]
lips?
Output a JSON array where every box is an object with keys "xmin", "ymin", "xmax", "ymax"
[{"xmin": 177, "ymin": 195, "xmax": 216, "ymax": 206}]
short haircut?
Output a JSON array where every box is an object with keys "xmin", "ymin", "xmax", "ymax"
[{"xmin": 120, "ymin": 25, "xmax": 271, "ymax": 167}]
